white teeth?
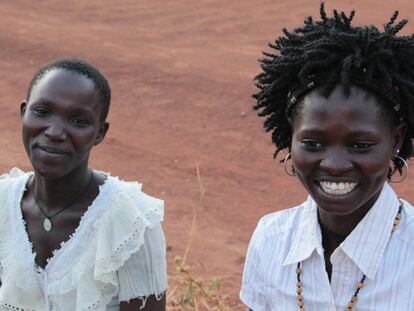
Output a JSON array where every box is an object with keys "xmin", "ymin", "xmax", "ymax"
[{"xmin": 319, "ymin": 181, "xmax": 358, "ymax": 195}]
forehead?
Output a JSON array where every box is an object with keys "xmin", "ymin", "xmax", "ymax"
[
  {"xmin": 293, "ymin": 85, "xmax": 391, "ymax": 135},
  {"xmin": 29, "ymin": 69, "xmax": 97, "ymax": 106}
]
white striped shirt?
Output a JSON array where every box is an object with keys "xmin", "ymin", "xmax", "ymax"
[{"xmin": 240, "ymin": 183, "xmax": 414, "ymax": 310}]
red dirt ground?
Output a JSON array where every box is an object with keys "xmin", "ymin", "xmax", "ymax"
[{"xmin": 0, "ymin": 1, "xmax": 413, "ymax": 309}]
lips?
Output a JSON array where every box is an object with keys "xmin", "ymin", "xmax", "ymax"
[
  {"xmin": 36, "ymin": 145, "xmax": 69, "ymax": 155},
  {"xmin": 318, "ymin": 181, "xmax": 359, "ymax": 195}
]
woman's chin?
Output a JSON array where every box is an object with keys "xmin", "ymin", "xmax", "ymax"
[
  {"xmin": 310, "ymin": 185, "xmax": 364, "ymax": 216},
  {"xmin": 32, "ymin": 164, "xmax": 68, "ymax": 180}
]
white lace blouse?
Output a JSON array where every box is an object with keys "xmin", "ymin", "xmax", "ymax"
[{"xmin": 0, "ymin": 168, "xmax": 167, "ymax": 311}]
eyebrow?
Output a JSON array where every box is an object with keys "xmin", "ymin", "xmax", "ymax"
[
  {"xmin": 30, "ymin": 97, "xmax": 54, "ymax": 106},
  {"xmin": 30, "ymin": 98, "xmax": 95, "ymax": 116},
  {"xmin": 297, "ymin": 127, "xmax": 381, "ymax": 137}
]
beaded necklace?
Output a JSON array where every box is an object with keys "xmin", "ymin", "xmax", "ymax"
[{"xmin": 295, "ymin": 202, "xmax": 403, "ymax": 311}]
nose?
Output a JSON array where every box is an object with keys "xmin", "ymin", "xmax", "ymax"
[
  {"xmin": 319, "ymin": 148, "xmax": 353, "ymax": 176},
  {"xmin": 44, "ymin": 119, "xmax": 67, "ymax": 141}
]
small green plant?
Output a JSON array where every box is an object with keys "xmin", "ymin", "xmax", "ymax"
[{"xmin": 167, "ymin": 166, "xmax": 231, "ymax": 311}]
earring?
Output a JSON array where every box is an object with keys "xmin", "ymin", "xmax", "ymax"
[
  {"xmin": 284, "ymin": 152, "xmax": 297, "ymax": 176},
  {"xmin": 389, "ymin": 154, "xmax": 409, "ymax": 183}
]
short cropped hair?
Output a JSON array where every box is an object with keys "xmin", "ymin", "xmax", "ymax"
[{"xmin": 27, "ymin": 58, "xmax": 111, "ymax": 121}]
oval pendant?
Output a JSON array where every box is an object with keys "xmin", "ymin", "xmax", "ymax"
[{"xmin": 43, "ymin": 218, "xmax": 52, "ymax": 232}]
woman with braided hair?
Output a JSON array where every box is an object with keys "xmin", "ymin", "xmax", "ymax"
[{"xmin": 240, "ymin": 4, "xmax": 414, "ymax": 310}]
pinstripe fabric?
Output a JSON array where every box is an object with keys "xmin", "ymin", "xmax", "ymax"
[{"xmin": 240, "ymin": 183, "xmax": 414, "ymax": 310}]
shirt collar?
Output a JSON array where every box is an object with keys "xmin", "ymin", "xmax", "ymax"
[
  {"xmin": 283, "ymin": 183, "xmax": 400, "ymax": 281},
  {"xmin": 340, "ymin": 182, "xmax": 400, "ymax": 280},
  {"xmin": 283, "ymin": 196, "xmax": 322, "ymax": 266}
]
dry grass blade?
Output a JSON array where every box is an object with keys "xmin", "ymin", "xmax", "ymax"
[{"xmin": 167, "ymin": 165, "xmax": 231, "ymax": 311}]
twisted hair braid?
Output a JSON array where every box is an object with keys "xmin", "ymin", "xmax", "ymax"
[{"xmin": 254, "ymin": 3, "xmax": 414, "ymax": 172}]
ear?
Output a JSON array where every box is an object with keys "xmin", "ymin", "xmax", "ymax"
[
  {"xmin": 20, "ymin": 101, "xmax": 27, "ymax": 118},
  {"xmin": 94, "ymin": 122, "xmax": 109, "ymax": 146},
  {"xmin": 392, "ymin": 121, "xmax": 407, "ymax": 154}
]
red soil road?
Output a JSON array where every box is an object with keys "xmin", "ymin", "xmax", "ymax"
[{"xmin": 0, "ymin": 1, "xmax": 413, "ymax": 309}]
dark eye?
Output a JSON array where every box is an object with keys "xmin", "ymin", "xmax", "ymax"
[
  {"xmin": 32, "ymin": 107, "xmax": 49, "ymax": 117},
  {"xmin": 71, "ymin": 118, "xmax": 89, "ymax": 127},
  {"xmin": 349, "ymin": 142, "xmax": 374, "ymax": 150},
  {"xmin": 302, "ymin": 139, "xmax": 323, "ymax": 148}
]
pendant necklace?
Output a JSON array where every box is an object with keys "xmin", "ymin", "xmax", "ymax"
[
  {"xmin": 296, "ymin": 201, "xmax": 403, "ymax": 311},
  {"xmin": 33, "ymin": 172, "xmax": 94, "ymax": 232}
]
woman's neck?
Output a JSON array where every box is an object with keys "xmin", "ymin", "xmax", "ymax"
[
  {"xmin": 318, "ymin": 191, "xmax": 381, "ymax": 241},
  {"xmin": 31, "ymin": 166, "xmax": 92, "ymax": 213}
]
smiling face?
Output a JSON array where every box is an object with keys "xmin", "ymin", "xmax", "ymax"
[
  {"xmin": 21, "ymin": 69, "xmax": 108, "ymax": 179},
  {"xmin": 291, "ymin": 84, "xmax": 405, "ymax": 216}
]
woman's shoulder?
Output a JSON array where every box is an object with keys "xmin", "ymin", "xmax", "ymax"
[
  {"xmin": 395, "ymin": 199, "xmax": 414, "ymax": 246},
  {"xmin": 0, "ymin": 167, "xmax": 30, "ymax": 184},
  {"xmin": 252, "ymin": 202, "xmax": 307, "ymax": 242},
  {"xmin": 0, "ymin": 167, "xmax": 31, "ymax": 204},
  {"xmin": 89, "ymin": 173, "xmax": 165, "ymax": 274},
  {"xmin": 97, "ymin": 172, "xmax": 164, "ymax": 222},
  {"xmin": 92, "ymin": 172, "xmax": 165, "ymax": 246}
]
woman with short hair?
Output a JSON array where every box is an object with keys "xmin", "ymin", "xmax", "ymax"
[{"xmin": 0, "ymin": 58, "xmax": 167, "ymax": 310}]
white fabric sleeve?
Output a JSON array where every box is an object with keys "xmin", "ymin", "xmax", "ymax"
[
  {"xmin": 117, "ymin": 222, "xmax": 167, "ymax": 302},
  {"xmin": 240, "ymin": 220, "xmax": 268, "ymax": 311}
]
